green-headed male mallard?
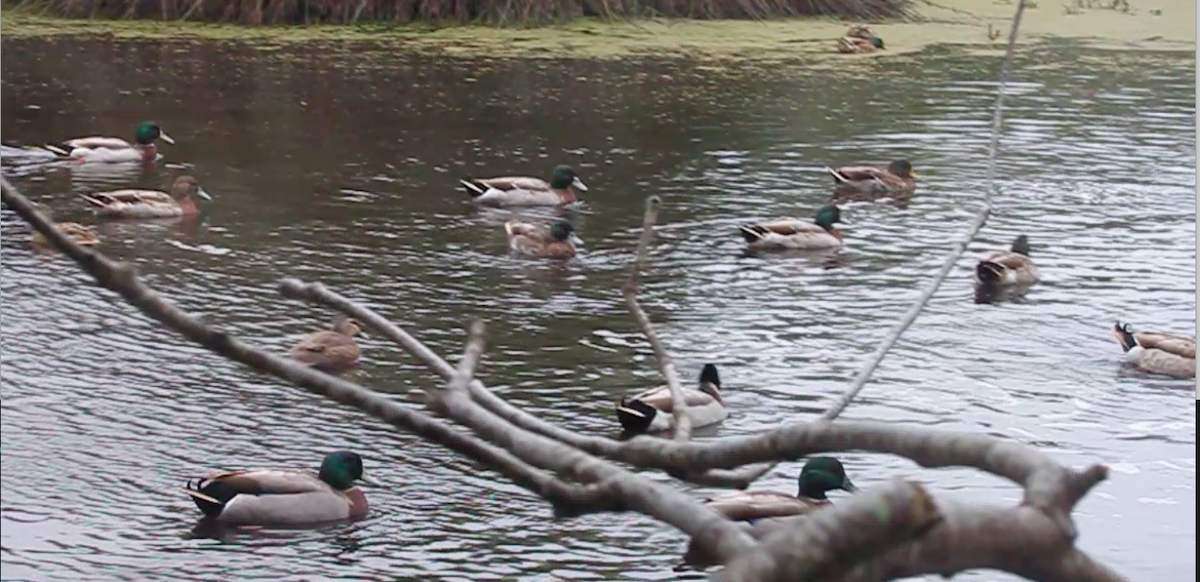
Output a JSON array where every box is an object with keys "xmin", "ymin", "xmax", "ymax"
[
  {"xmin": 738, "ymin": 205, "xmax": 845, "ymax": 252},
  {"xmin": 1112, "ymin": 321, "xmax": 1196, "ymax": 379},
  {"xmin": 81, "ymin": 175, "xmax": 211, "ymax": 219},
  {"xmin": 289, "ymin": 315, "xmax": 364, "ymax": 372},
  {"xmin": 974, "ymin": 235, "xmax": 1039, "ymax": 287},
  {"xmin": 183, "ymin": 451, "xmax": 381, "ymax": 525},
  {"xmin": 701, "ymin": 456, "xmax": 857, "ymax": 521},
  {"xmin": 43, "ymin": 121, "xmax": 175, "ymax": 164},
  {"xmin": 826, "ymin": 160, "xmax": 916, "ymax": 200},
  {"xmin": 461, "ymin": 165, "xmax": 588, "ymax": 207},
  {"xmin": 504, "ymin": 219, "xmax": 580, "ymax": 259},
  {"xmin": 616, "ymin": 364, "xmax": 726, "ymax": 434},
  {"xmin": 679, "ymin": 457, "xmax": 857, "ymax": 568}
]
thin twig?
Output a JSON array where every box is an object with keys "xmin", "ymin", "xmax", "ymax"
[
  {"xmin": 622, "ymin": 195, "xmax": 693, "ymax": 441},
  {"xmin": 821, "ymin": 0, "xmax": 1029, "ymax": 423}
]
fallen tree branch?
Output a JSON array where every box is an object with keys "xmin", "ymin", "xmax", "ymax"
[
  {"xmin": 622, "ymin": 195, "xmax": 693, "ymax": 441},
  {"xmin": 717, "ymin": 480, "xmax": 941, "ymax": 582},
  {"xmin": 686, "ymin": 495, "xmax": 1128, "ymax": 582},
  {"xmin": 421, "ymin": 318, "xmax": 760, "ymax": 561}
]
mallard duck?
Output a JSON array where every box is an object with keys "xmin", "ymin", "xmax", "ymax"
[
  {"xmin": 845, "ymin": 24, "xmax": 877, "ymax": 39},
  {"xmin": 80, "ymin": 175, "xmax": 212, "ymax": 219},
  {"xmin": 42, "ymin": 121, "xmax": 175, "ymax": 164},
  {"xmin": 290, "ymin": 315, "xmax": 364, "ymax": 372},
  {"xmin": 616, "ymin": 364, "xmax": 726, "ymax": 434},
  {"xmin": 738, "ymin": 205, "xmax": 845, "ymax": 251},
  {"xmin": 826, "ymin": 160, "xmax": 916, "ymax": 200},
  {"xmin": 837, "ymin": 35, "xmax": 885, "ymax": 54},
  {"xmin": 28, "ymin": 204, "xmax": 100, "ymax": 248},
  {"xmin": 1112, "ymin": 322, "xmax": 1196, "ymax": 379},
  {"xmin": 31, "ymin": 222, "xmax": 100, "ymax": 248},
  {"xmin": 974, "ymin": 235, "xmax": 1038, "ymax": 287},
  {"xmin": 679, "ymin": 457, "xmax": 858, "ymax": 568},
  {"xmin": 183, "ymin": 451, "xmax": 381, "ymax": 525},
  {"xmin": 504, "ymin": 219, "xmax": 580, "ymax": 259},
  {"xmin": 702, "ymin": 457, "xmax": 857, "ymax": 521},
  {"xmin": 461, "ymin": 165, "xmax": 588, "ymax": 207}
]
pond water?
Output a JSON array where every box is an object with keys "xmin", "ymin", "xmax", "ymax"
[{"xmin": 0, "ymin": 37, "xmax": 1195, "ymax": 582}]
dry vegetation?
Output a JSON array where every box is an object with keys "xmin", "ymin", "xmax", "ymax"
[{"xmin": 2, "ymin": 0, "xmax": 912, "ymax": 25}]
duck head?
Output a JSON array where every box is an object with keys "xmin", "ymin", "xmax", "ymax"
[
  {"xmin": 797, "ymin": 456, "xmax": 857, "ymax": 500},
  {"xmin": 318, "ymin": 451, "xmax": 382, "ymax": 490},
  {"xmin": 549, "ymin": 165, "xmax": 588, "ymax": 192},
  {"xmin": 135, "ymin": 121, "xmax": 175, "ymax": 146}
]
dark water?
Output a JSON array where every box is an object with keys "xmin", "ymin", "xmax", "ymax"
[{"xmin": 1, "ymin": 37, "xmax": 1195, "ymax": 582}]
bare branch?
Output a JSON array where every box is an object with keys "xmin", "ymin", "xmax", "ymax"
[
  {"xmin": 819, "ymin": 0, "xmax": 1032, "ymax": 435},
  {"xmin": 830, "ymin": 499, "xmax": 1129, "ymax": 582},
  {"xmin": 0, "ymin": 178, "xmax": 612, "ymax": 517},
  {"xmin": 688, "ymin": 496, "xmax": 1128, "ymax": 582},
  {"xmin": 622, "ymin": 194, "xmax": 693, "ymax": 441},
  {"xmin": 619, "ymin": 421, "xmax": 1108, "ymax": 513},
  {"xmin": 717, "ymin": 480, "xmax": 941, "ymax": 582},
  {"xmin": 412, "ymin": 320, "xmax": 762, "ymax": 560}
]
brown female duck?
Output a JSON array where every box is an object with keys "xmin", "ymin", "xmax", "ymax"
[
  {"xmin": 504, "ymin": 219, "xmax": 580, "ymax": 259},
  {"xmin": 81, "ymin": 175, "xmax": 212, "ymax": 219},
  {"xmin": 826, "ymin": 160, "xmax": 917, "ymax": 200},
  {"xmin": 289, "ymin": 315, "xmax": 364, "ymax": 372}
]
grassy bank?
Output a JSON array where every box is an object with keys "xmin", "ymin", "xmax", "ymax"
[
  {"xmin": 1, "ymin": 0, "xmax": 1193, "ymax": 59},
  {"xmin": 1, "ymin": 0, "xmax": 912, "ymax": 25}
]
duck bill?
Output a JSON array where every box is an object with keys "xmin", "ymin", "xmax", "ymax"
[
  {"xmin": 571, "ymin": 177, "xmax": 589, "ymax": 192},
  {"xmin": 569, "ymin": 233, "xmax": 585, "ymax": 246},
  {"xmin": 357, "ymin": 473, "xmax": 384, "ymax": 487},
  {"xmin": 159, "ymin": 132, "xmax": 176, "ymax": 145},
  {"xmin": 195, "ymin": 187, "xmax": 213, "ymax": 201},
  {"xmin": 842, "ymin": 479, "xmax": 859, "ymax": 493}
]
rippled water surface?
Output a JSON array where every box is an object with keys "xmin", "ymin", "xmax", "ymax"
[{"xmin": 1, "ymin": 38, "xmax": 1196, "ymax": 582}]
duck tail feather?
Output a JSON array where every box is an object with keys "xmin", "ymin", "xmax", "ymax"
[
  {"xmin": 616, "ymin": 400, "xmax": 656, "ymax": 434},
  {"xmin": 739, "ymin": 224, "xmax": 765, "ymax": 244},
  {"xmin": 699, "ymin": 363, "xmax": 721, "ymax": 389},
  {"xmin": 460, "ymin": 179, "xmax": 486, "ymax": 198},
  {"xmin": 975, "ymin": 261, "xmax": 1004, "ymax": 284}
]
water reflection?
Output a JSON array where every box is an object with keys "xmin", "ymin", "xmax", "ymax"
[{"xmin": 1, "ymin": 37, "xmax": 1195, "ymax": 582}]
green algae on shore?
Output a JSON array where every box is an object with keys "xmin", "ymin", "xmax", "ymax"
[{"xmin": 1, "ymin": 0, "xmax": 1193, "ymax": 59}]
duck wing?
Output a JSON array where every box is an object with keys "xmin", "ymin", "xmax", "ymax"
[
  {"xmin": 626, "ymin": 385, "xmax": 715, "ymax": 411},
  {"xmin": 1135, "ymin": 333, "xmax": 1196, "ymax": 358},
  {"xmin": 478, "ymin": 177, "xmax": 552, "ymax": 191},
  {"xmin": 504, "ymin": 220, "xmax": 553, "ymax": 242},
  {"xmin": 290, "ymin": 331, "xmax": 357, "ymax": 365},
  {"xmin": 89, "ymin": 189, "xmax": 174, "ymax": 205},
  {"xmin": 203, "ymin": 468, "xmax": 330, "ymax": 494},
  {"xmin": 64, "ymin": 136, "xmax": 134, "ymax": 150},
  {"xmin": 981, "ymin": 251, "xmax": 1034, "ymax": 271},
  {"xmin": 704, "ymin": 491, "xmax": 819, "ymax": 521},
  {"xmin": 828, "ymin": 166, "xmax": 889, "ymax": 182}
]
